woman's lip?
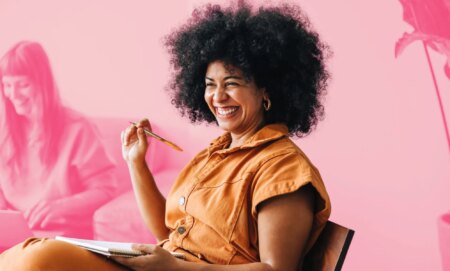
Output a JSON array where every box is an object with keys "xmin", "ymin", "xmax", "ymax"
[
  {"xmin": 215, "ymin": 106, "xmax": 239, "ymax": 119},
  {"xmin": 11, "ymin": 99, "xmax": 29, "ymax": 108}
]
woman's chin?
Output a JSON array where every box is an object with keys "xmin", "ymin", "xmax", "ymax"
[
  {"xmin": 13, "ymin": 107, "xmax": 33, "ymax": 117},
  {"xmin": 217, "ymin": 121, "xmax": 238, "ymax": 133},
  {"xmin": 14, "ymin": 109, "xmax": 28, "ymax": 116}
]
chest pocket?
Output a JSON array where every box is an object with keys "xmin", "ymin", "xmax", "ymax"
[{"xmin": 186, "ymin": 171, "xmax": 254, "ymax": 242}]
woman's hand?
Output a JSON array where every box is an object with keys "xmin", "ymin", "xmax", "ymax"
[
  {"xmin": 25, "ymin": 189, "xmax": 111, "ymax": 230},
  {"xmin": 25, "ymin": 199, "xmax": 71, "ymax": 229},
  {"xmin": 122, "ymin": 119, "xmax": 152, "ymax": 164},
  {"xmin": 112, "ymin": 244, "xmax": 180, "ymax": 271}
]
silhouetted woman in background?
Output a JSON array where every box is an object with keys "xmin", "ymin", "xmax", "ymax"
[{"xmin": 0, "ymin": 41, "xmax": 117, "ymax": 238}]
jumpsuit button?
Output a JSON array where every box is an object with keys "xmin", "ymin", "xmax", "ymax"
[{"xmin": 177, "ymin": 227, "xmax": 186, "ymax": 234}]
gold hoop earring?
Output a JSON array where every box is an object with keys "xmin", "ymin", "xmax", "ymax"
[{"xmin": 263, "ymin": 98, "xmax": 271, "ymax": 111}]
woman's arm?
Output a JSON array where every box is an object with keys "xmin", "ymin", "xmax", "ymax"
[
  {"xmin": 25, "ymin": 180, "xmax": 113, "ymax": 229},
  {"xmin": 127, "ymin": 159, "xmax": 169, "ymax": 241},
  {"xmin": 254, "ymin": 185, "xmax": 315, "ymax": 270},
  {"xmin": 113, "ymin": 186, "xmax": 314, "ymax": 271},
  {"xmin": 122, "ymin": 119, "xmax": 170, "ymax": 242}
]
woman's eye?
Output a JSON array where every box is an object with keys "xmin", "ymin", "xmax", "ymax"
[{"xmin": 225, "ymin": 82, "xmax": 238, "ymax": 87}]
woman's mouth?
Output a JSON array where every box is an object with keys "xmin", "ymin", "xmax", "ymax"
[
  {"xmin": 13, "ymin": 99, "xmax": 28, "ymax": 107},
  {"xmin": 10, "ymin": 99, "xmax": 30, "ymax": 112},
  {"xmin": 216, "ymin": 106, "xmax": 239, "ymax": 119}
]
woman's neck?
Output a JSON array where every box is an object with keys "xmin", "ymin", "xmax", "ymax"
[
  {"xmin": 229, "ymin": 120, "xmax": 265, "ymax": 149},
  {"xmin": 25, "ymin": 118, "xmax": 44, "ymax": 147}
]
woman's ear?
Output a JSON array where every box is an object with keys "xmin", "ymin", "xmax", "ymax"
[
  {"xmin": 261, "ymin": 89, "xmax": 272, "ymax": 112},
  {"xmin": 261, "ymin": 88, "xmax": 269, "ymax": 100}
]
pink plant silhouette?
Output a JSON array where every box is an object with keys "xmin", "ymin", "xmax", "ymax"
[
  {"xmin": 395, "ymin": 0, "xmax": 450, "ymax": 154},
  {"xmin": 396, "ymin": 2, "xmax": 450, "ymax": 269}
]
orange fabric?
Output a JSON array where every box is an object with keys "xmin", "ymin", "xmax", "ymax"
[
  {"xmin": 162, "ymin": 123, "xmax": 331, "ymax": 264},
  {"xmin": 0, "ymin": 238, "xmax": 126, "ymax": 271}
]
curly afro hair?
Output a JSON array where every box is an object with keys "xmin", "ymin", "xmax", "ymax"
[{"xmin": 165, "ymin": 1, "xmax": 331, "ymax": 137}]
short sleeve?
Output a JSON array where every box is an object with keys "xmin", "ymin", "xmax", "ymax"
[
  {"xmin": 251, "ymin": 151, "xmax": 330, "ymax": 225},
  {"xmin": 69, "ymin": 119, "xmax": 118, "ymax": 196}
]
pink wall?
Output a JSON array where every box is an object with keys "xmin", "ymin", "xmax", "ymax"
[{"xmin": 1, "ymin": 0, "xmax": 449, "ymax": 270}]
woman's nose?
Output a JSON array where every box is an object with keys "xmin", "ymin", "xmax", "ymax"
[
  {"xmin": 6, "ymin": 86, "xmax": 24, "ymax": 101},
  {"xmin": 4, "ymin": 86, "xmax": 15, "ymax": 99},
  {"xmin": 213, "ymin": 86, "xmax": 227, "ymax": 102}
]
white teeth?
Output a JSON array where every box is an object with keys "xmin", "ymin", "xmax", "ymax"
[{"xmin": 217, "ymin": 107, "xmax": 238, "ymax": 116}]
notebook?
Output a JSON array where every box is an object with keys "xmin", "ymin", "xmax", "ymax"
[
  {"xmin": 55, "ymin": 236, "xmax": 185, "ymax": 259},
  {"xmin": 0, "ymin": 210, "xmax": 33, "ymax": 251}
]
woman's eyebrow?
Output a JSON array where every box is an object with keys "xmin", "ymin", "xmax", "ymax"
[
  {"xmin": 205, "ymin": 75, "xmax": 243, "ymax": 81},
  {"xmin": 223, "ymin": 75, "xmax": 243, "ymax": 80}
]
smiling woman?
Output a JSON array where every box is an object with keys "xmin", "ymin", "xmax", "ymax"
[
  {"xmin": 0, "ymin": 2, "xmax": 331, "ymax": 271},
  {"xmin": 1, "ymin": 75, "xmax": 38, "ymax": 116},
  {"xmin": 0, "ymin": 41, "xmax": 117, "ymax": 238},
  {"xmin": 204, "ymin": 61, "xmax": 267, "ymax": 148}
]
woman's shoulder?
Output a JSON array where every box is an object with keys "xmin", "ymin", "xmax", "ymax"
[
  {"xmin": 58, "ymin": 107, "xmax": 100, "ymax": 140},
  {"xmin": 251, "ymin": 136, "xmax": 325, "ymax": 184},
  {"xmin": 257, "ymin": 136, "xmax": 311, "ymax": 164},
  {"xmin": 61, "ymin": 107, "xmax": 89, "ymax": 124}
]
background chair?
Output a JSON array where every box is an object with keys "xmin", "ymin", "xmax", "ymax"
[{"xmin": 303, "ymin": 221, "xmax": 355, "ymax": 271}]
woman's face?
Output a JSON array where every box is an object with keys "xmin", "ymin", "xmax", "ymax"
[
  {"xmin": 204, "ymin": 61, "xmax": 266, "ymax": 136},
  {"xmin": 1, "ymin": 75, "xmax": 41, "ymax": 118}
]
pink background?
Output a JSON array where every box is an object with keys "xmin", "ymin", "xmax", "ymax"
[{"xmin": 1, "ymin": 0, "xmax": 449, "ymax": 270}]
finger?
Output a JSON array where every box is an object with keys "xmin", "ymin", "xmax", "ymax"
[
  {"xmin": 29, "ymin": 204, "xmax": 49, "ymax": 229},
  {"xmin": 137, "ymin": 118, "xmax": 152, "ymax": 132},
  {"xmin": 24, "ymin": 200, "xmax": 45, "ymax": 220},
  {"xmin": 132, "ymin": 244, "xmax": 156, "ymax": 254},
  {"xmin": 137, "ymin": 128, "xmax": 148, "ymax": 149},
  {"xmin": 30, "ymin": 207, "xmax": 47, "ymax": 228},
  {"xmin": 124, "ymin": 125, "xmax": 137, "ymax": 146},
  {"xmin": 40, "ymin": 213, "xmax": 54, "ymax": 228},
  {"xmin": 26, "ymin": 201, "xmax": 45, "ymax": 223},
  {"xmin": 24, "ymin": 206, "xmax": 35, "ymax": 220}
]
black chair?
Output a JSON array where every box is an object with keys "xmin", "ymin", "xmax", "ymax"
[{"xmin": 302, "ymin": 221, "xmax": 355, "ymax": 271}]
